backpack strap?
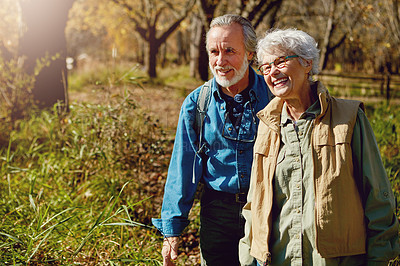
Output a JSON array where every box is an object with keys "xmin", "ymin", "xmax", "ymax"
[
  {"xmin": 195, "ymin": 80, "xmax": 212, "ymax": 152},
  {"xmin": 192, "ymin": 80, "xmax": 212, "ymax": 184}
]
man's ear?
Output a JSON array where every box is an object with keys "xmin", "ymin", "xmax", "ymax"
[{"xmin": 247, "ymin": 52, "xmax": 254, "ymax": 61}]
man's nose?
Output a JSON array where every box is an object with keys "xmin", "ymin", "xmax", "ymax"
[{"xmin": 216, "ymin": 53, "xmax": 225, "ymax": 66}]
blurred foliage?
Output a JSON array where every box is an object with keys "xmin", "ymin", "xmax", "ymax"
[
  {"xmin": 0, "ymin": 0, "xmax": 20, "ymax": 54},
  {"xmin": 0, "ymin": 52, "xmax": 62, "ymax": 147},
  {"xmin": 66, "ymin": 0, "xmax": 139, "ymax": 61},
  {"xmin": 0, "ymin": 56, "xmax": 35, "ymax": 136}
]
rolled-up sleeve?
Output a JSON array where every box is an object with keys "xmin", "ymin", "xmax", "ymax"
[{"xmin": 352, "ymin": 108, "xmax": 400, "ymax": 263}]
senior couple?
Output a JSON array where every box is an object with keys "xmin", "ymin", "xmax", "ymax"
[{"xmin": 152, "ymin": 14, "xmax": 400, "ymax": 266}]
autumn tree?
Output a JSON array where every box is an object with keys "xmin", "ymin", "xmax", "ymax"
[
  {"xmin": 316, "ymin": 0, "xmax": 369, "ymax": 71},
  {"xmin": 67, "ymin": 0, "xmax": 140, "ymax": 64},
  {"xmin": 370, "ymin": 0, "xmax": 400, "ymax": 73},
  {"xmin": 19, "ymin": 0, "xmax": 74, "ymax": 108},
  {"xmin": 111, "ymin": 0, "xmax": 195, "ymax": 78},
  {"xmin": 237, "ymin": 0, "xmax": 283, "ymax": 29}
]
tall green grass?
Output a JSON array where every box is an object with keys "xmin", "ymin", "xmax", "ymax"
[
  {"xmin": 367, "ymin": 102, "xmax": 400, "ymax": 265},
  {"xmin": 0, "ymin": 90, "xmax": 170, "ymax": 265},
  {"xmin": 68, "ymin": 61, "xmax": 147, "ymax": 93},
  {"xmin": 367, "ymin": 103, "xmax": 400, "ymax": 208}
]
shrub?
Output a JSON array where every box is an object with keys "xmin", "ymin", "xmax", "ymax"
[{"xmin": 0, "ymin": 57, "xmax": 36, "ymax": 144}]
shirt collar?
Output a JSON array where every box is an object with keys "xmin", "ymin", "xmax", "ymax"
[{"xmin": 280, "ymin": 99, "xmax": 321, "ymax": 126}]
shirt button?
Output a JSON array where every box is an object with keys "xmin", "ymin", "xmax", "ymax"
[
  {"xmin": 239, "ymin": 150, "xmax": 244, "ymax": 154},
  {"xmin": 297, "ymin": 209, "xmax": 301, "ymax": 214},
  {"xmin": 241, "ymin": 174, "xmax": 245, "ymax": 178},
  {"xmin": 228, "ymin": 127, "xmax": 233, "ymax": 131}
]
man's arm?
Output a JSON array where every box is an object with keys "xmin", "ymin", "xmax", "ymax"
[{"xmin": 152, "ymin": 89, "xmax": 204, "ymax": 263}]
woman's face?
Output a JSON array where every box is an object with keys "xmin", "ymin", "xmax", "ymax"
[{"xmin": 260, "ymin": 51, "xmax": 312, "ymax": 101}]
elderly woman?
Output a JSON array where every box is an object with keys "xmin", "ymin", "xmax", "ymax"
[{"xmin": 240, "ymin": 28, "xmax": 400, "ymax": 266}]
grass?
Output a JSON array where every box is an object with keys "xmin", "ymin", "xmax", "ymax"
[
  {"xmin": 367, "ymin": 102, "xmax": 400, "ymax": 213},
  {"xmin": 68, "ymin": 61, "xmax": 147, "ymax": 93},
  {"xmin": 0, "ymin": 89, "xmax": 171, "ymax": 265}
]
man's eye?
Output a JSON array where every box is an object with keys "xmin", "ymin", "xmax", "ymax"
[{"xmin": 226, "ymin": 48, "xmax": 235, "ymax": 53}]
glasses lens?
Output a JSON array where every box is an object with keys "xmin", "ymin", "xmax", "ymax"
[
  {"xmin": 260, "ymin": 64, "xmax": 271, "ymax": 75},
  {"xmin": 274, "ymin": 57, "xmax": 287, "ymax": 69}
]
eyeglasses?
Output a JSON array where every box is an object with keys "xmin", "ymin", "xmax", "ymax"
[
  {"xmin": 258, "ymin": 55, "xmax": 299, "ymax": 75},
  {"xmin": 221, "ymin": 102, "xmax": 257, "ymax": 143}
]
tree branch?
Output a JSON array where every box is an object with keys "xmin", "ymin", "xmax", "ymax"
[{"xmin": 111, "ymin": 0, "xmax": 148, "ymax": 40}]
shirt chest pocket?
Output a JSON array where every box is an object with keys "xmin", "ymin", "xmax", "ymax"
[
  {"xmin": 313, "ymin": 127, "xmax": 353, "ymax": 181},
  {"xmin": 253, "ymin": 132, "xmax": 279, "ymax": 158}
]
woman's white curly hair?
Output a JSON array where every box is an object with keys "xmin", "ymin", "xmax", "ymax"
[{"xmin": 257, "ymin": 28, "xmax": 320, "ymax": 79}]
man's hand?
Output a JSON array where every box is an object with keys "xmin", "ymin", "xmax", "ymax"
[{"xmin": 162, "ymin": 236, "xmax": 179, "ymax": 266}]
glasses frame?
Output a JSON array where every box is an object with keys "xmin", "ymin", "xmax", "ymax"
[
  {"xmin": 221, "ymin": 101, "xmax": 257, "ymax": 143},
  {"xmin": 258, "ymin": 55, "xmax": 299, "ymax": 75}
]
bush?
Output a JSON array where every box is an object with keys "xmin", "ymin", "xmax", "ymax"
[{"xmin": 0, "ymin": 57, "xmax": 35, "ymax": 144}]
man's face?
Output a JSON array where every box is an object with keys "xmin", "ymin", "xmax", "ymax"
[{"xmin": 207, "ymin": 23, "xmax": 252, "ymax": 88}]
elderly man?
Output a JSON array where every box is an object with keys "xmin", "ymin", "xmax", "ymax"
[{"xmin": 152, "ymin": 14, "xmax": 271, "ymax": 265}]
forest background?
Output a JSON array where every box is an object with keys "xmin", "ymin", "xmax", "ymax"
[{"xmin": 0, "ymin": 0, "xmax": 400, "ymax": 265}]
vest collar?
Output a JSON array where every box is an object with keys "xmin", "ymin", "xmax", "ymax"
[{"xmin": 257, "ymin": 81, "xmax": 331, "ymax": 131}]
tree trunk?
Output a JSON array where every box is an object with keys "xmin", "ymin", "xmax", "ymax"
[
  {"xmin": 177, "ymin": 30, "xmax": 188, "ymax": 65},
  {"xmin": 19, "ymin": 0, "xmax": 74, "ymax": 109},
  {"xmin": 190, "ymin": 14, "xmax": 207, "ymax": 80},
  {"xmin": 319, "ymin": 0, "xmax": 336, "ymax": 72},
  {"xmin": 198, "ymin": 26, "xmax": 209, "ymax": 81},
  {"xmin": 147, "ymin": 26, "xmax": 158, "ymax": 78},
  {"xmin": 192, "ymin": 0, "xmax": 219, "ymax": 81}
]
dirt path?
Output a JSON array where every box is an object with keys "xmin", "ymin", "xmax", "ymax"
[{"xmin": 69, "ymin": 83, "xmax": 193, "ymax": 132}]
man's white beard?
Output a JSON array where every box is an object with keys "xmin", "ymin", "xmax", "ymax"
[{"xmin": 210, "ymin": 56, "xmax": 249, "ymax": 88}]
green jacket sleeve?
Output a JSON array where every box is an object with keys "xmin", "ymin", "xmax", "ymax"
[{"xmin": 352, "ymin": 108, "xmax": 400, "ymax": 262}]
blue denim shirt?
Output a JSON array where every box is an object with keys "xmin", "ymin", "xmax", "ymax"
[{"xmin": 152, "ymin": 68, "xmax": 271, "ymax": 237}]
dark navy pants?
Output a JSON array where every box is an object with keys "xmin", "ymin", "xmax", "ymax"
[{"xmin": 199, "ymin": 187, "xmax": 247, "ymax": 266}]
